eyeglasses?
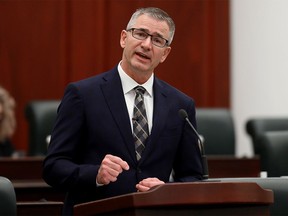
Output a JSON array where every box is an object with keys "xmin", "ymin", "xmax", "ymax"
[{"xmin": 127, "ymin": 28, "xmax": 169, "ymax": 48}]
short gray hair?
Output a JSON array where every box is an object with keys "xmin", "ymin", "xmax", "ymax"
[{"xmin": 126, "ymin": 7, "xmax": 175, "ymax": 46}]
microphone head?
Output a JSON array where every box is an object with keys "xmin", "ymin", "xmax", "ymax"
[{"xmin": 178, "ymin": 109, "xmax": 188, "ymax": 120}]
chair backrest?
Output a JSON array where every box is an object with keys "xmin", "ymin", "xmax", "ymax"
[
  {"xmin": 210, "ymin": 177, "xmax": 288, "ymax": 216},
  {"xmin": 246, "ymin": 118, "xmax": 288, "ymax": 155},
  {"xmin": 196, "ymin": 108, "xmax": 235, "ymax": 155},
  {"xmin": 0, "ymin": 176, "xmax": 17, "ymax": 216},
  {"xmin": 257, "ymin": 131, "xmax": 288, "ymax": 177},
  {"xmin": 25, "ymin": 100, "xmax": 60, "ymax": 156}
]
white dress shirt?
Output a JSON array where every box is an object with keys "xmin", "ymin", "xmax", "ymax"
[{"xmin": 118, "ymin": 63, "xmax": 154, "ymax": 134}]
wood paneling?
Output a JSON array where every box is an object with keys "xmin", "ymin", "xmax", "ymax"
[{"xmin": 0, "ymin": 0, "xmax": 230, "ymax": 152}]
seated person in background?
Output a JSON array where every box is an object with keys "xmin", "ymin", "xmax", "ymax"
[{"xmin": 0, "ymin": 86, "xmax": 16, "ymax": 156}]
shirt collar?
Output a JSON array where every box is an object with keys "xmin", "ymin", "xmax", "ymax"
[{"xmin": 118, "ymin": 62, "xmax": 154, "ymax": 97}]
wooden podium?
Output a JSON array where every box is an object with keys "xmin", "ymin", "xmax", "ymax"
[{"xmin": 74, "ymin": 182, "xmax": 273, "ymax": 216}]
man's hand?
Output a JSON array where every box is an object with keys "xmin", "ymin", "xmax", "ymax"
[
  {"xmin": 96, "ymin": 154, "xmax": 129, "ymax": 185},
  {"xmin": 136, "ymin": 177, "xmax": 165, "ymax": 192}
]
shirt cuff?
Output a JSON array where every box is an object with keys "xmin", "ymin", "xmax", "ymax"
[{"xmin": 96, "ymin": 177, "xmax": 104, "ymax": 187}]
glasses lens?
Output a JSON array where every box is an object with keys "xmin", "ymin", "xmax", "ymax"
[
  {"xmin": 132, "ymin": 29, "xmax": 147, "ymax": 40},
  {"xmin": 151, "ymin": 37, "xmax": 166, "ymax": 47},
  {"xmin": 131, "ymin": 29, "xmax": 167, "ymax": 47}
]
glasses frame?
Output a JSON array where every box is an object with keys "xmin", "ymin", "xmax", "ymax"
[{"xmin": 127, "ymin": 28, "xmax": 169, "ymax": 48}]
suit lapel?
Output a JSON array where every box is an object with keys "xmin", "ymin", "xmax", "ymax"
[
  {"xmin": 100, "ymin": 68, "xmax": 137, "ymax": 163},
  {"xmin": 100, "ymin": 70, "xmax": 170, "ymax": 164}
]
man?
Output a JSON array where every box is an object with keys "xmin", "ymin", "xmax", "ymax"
[{"xmin": 43, "ymin": 7, "xmax": 203, "ymax": 215}]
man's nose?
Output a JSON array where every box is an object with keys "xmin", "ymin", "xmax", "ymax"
[{"xmin": 141, "ymin": 36, "xmax": 153, "ymax": 49}]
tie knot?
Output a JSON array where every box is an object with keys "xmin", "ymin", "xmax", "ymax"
[{"xmin": 134, "ymin": 86, "xmax": 146, "ymax": 95}]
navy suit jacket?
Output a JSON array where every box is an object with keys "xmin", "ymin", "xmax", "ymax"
[{"xmin": 43, "ymin": 66, "xmax": 203, "ymax": 215}]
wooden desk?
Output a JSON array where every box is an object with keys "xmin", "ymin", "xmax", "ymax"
[
  {"xmin": 0, "ymin": 156, "xmax": 261, "ymax": 215},
  {"xmin": 207, "ymin": 155, "xmax": 260, "ymax": 178},
  {"xmin": 13, "ymin": 180, "xmax": 65, "ymax": 215},
  {"xmin": 74, "ymin": 182, "xmax": 273, "ymax": 216},
  {"xmin": 0, "ymin": 156, "xmax": 44, "ymax": 180},
  {"xmin": 0, "ymin": 156, "xmax": 260, "ymax": 202},
  {"xmin": 0, "ymin": 155, "xmax": 261, "ymax": 180},
  {"xmin": 17, "ymin": 201, "xmax": 63, "ymax": 216},
  {"xmin": 13, "ymin": 180, "xmax": 65, "ymax": 202}
]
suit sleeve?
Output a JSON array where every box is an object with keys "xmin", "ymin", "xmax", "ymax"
[{"xmin": 42, "ymin": 84, "xmax": 99, "ymax": 191}]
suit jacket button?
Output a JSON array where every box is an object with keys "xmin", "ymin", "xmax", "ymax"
[{"xmin": 137, "ymin": 168, "xmax": 142, "ymax": 173}]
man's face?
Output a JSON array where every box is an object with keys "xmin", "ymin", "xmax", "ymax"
[{"xmin": 120, "ymin": 14, "xmax": 171, "ymax": 79}]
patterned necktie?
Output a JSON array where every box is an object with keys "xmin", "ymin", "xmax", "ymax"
[{"xmin": 133, "ymin": 86, "xmax": 149, "ymax": 161}]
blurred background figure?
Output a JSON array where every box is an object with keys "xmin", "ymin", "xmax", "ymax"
[{"xmin": 0, "ymin": 86, "xmax": 16, "ymax": 156}]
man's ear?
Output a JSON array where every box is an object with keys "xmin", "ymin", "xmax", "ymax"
[
  {"xmin": 120, "ymin": 30, "xmax": 127, "ymax": 48},
  {"xmin": 160, "ymin": 46, "xmax": 171, "ymax": 63}
]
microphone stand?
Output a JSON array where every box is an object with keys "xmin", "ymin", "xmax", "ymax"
[
  {"xmin": 179, "ymin": 109, "xmax": 209, "ymax": 179},
  {"xmin": 184, "ymin": 118, "xmax": 209, "ymax": 179}
]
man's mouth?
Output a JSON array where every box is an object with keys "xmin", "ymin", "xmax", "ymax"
[{"xmin": 135, "ymin": 52, "xmax": 150, "ymax": 60}]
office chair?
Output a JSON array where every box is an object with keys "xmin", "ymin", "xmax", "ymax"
[
  {"xmin": 25, "ymin": 100, "xmax": 60, "ymax": 156},
  {"xmin": 208, "ymin": 177, "xmax": 288, "ymax": 216},
  {"xmin": 196, "ymin": 108, "xmax": 235, "ymax": 155},
  {"xmin": 246, "ymin": 117, "xmax": 288, "ymax": 155},
  {"xmin": 0, "ymin": 176, "xmax": 17, "ymax": 216},
  {"xmin": 256, "ymin": 131, "xmax": 288, "ymax": 177}
]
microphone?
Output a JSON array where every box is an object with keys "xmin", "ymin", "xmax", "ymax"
[{"xmin": 178, "ymin": 109, "xmax": 209, "ymax": 179}]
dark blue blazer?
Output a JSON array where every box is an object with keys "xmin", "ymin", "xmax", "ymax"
[{"xmin": 43, "ymin": 66, "xmax": 203, "ymax": 215}]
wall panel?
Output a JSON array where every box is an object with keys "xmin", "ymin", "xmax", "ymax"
[{"xmin": 0, "ymin": 0, "xmax": 229, "ymax": 152}]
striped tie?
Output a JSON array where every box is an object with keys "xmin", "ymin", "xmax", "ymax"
[{"xmin": 133, "ymin": 86, "xmax": 149, "ymax": 161}]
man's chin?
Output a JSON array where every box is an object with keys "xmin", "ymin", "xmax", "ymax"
[{"xmin": 131, "ymin": 62, "xmax": 150, "ymax": 73}]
